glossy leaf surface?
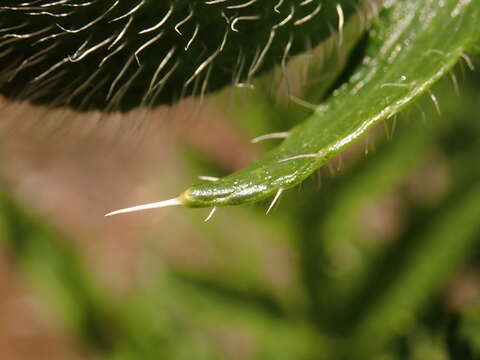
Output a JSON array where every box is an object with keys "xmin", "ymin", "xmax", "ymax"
[{"xmin": 181, "ymin": 0, "xmax": 480, "ymax": 208}]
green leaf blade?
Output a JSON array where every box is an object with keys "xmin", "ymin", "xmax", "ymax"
[{"xmin": 181, "ymin": 0, "xmax": 480, "ymax": 208}]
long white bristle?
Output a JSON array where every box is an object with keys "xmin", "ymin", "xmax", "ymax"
[
  {"xmin": 251, "ymin": 132, "xmax": 290, "ymax": 143},
  {"xmin": 105, "ymin": 197, "xmax": 182, "ymax": 216}
]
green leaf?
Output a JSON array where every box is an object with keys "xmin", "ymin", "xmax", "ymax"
[
  {"xmin": 470, "ymin": 43, "xmax": 480, "ymax": 55},
  {"xmin": 344, "ymin": 183, "xmax": 480, "ymax": 355},
  {"xmin": 457, "ymin": 304, "xmax": 480, "ymax": 359},
  {"xmin": 0, "ymin": 192, "xmax": 119, "ymax": 351},
  {"xmin": 176, "ymin": 0, "xmax": 480, "ymax": 209},
  {"xmin": 137, "ymin": 273, "xmax": 327, "ymax": 360},
  {"xmin": 0, "ymin": 192, "xmax": 175, "ymax": 358}
]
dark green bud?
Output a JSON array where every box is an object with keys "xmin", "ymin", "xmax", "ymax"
[{"xmin": 0, "ymin": 0, "xmax": 356, "ymax": 112}]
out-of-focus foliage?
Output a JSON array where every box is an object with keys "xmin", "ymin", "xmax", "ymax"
[{"xmin": 1, "ymin": 2, "xmax": 480, "ymax": 360}]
